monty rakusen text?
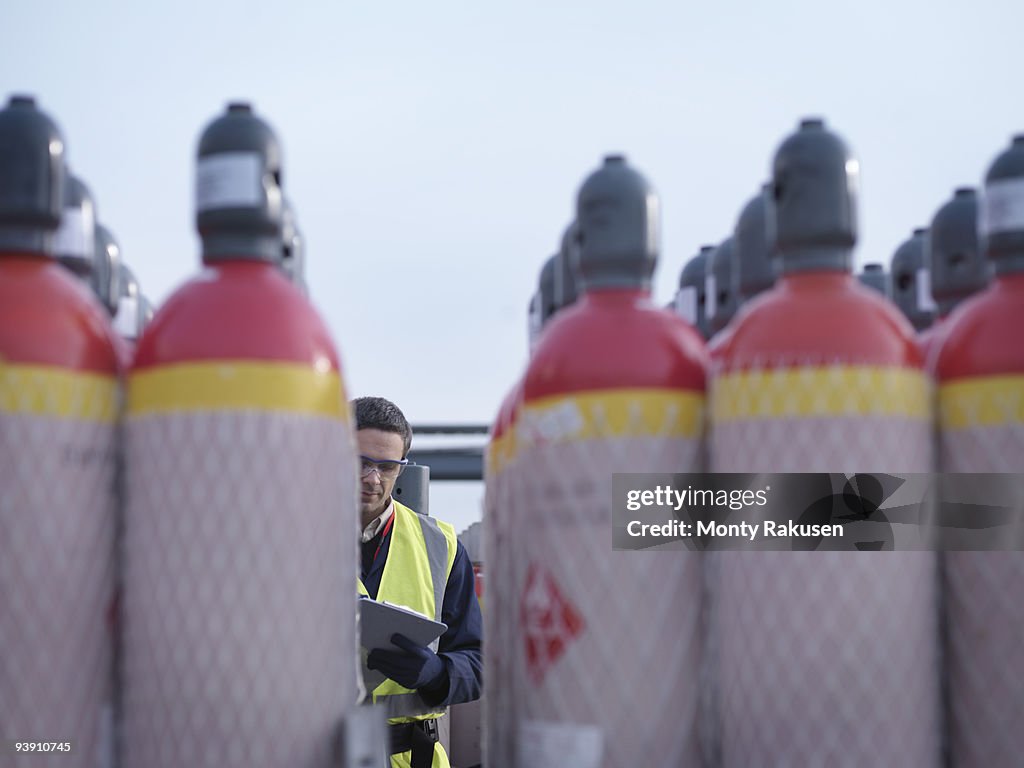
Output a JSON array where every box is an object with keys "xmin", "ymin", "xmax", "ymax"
[{"xmin": 625, "ymin": 519, "xmax": 844, "ymax": 540}]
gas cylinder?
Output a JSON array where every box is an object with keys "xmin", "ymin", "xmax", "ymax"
[
  {"xmin": 112, "ymin": 262, "xmax": 144, "ymax": 346},
  {"xmin": 121, "ymin": 103, "xmax": 358, "ymax": 768},
  {"xmin": 392, "ymin": 462, "xmax": 429, "ymax": 516},
  {"xmin": 54, "ymin": 171, "xmax": 97, "ymax": 284},
  {"xmin": 674, "ymin": 244, "xmax": 714, "ymax": 339},
  {"xmin": 449, "ymin": 521, "xmax": 484, "ymax": 768},
  {"xmin": 734, "ymin": 184, "xmax": 777, "ymax": 306},
  {"xmin": 0, "ymin": 95, "xmax": 120, "ymax": 767},
  {"xmin": 92, "ymin": 224, "xmax": 134, "ymax": 368},
  {"xmin": 280, "ymin": 198, "xmax": 307, "ymax": 295},
  {"xmin": 537, "ymin": 253, "xmax": 558, "ymax": 330},
  {"xmin": 482, "ymin": 380, "xmax": 518, "ymax": 767},
  {"xmin": 138, "ymin": 294, "xmax": 155, "ymax": 328},
  {"xmin": 891, "ymin": 227, "xmax": 936, "ymax": 331},
  {"xmin": 707, "ymin": 236, "xmax": 738, "ymax": 340},
  {"xmin": 709, "ymin": 118, "xmax": 940, "ymax": 766},
  {"xmin": 484, "ymin": 250, "xmax": 559, "ymax": 765},
  {"xmin": 554, "ymin": 221, "xmax": 580, "ymax": 312},
  {"xmin": 857, "ymin": 262, "xmax": 891, "ymax": 298},
  {"xmin": 712, "ymin": 187, "xmax": 779, "ymax": 363},
  {"xmin": 526, "ymin": 255, "xmax": 557, "ymax": 352},
  {"xmin": 93, "ymin": 223, "xmax": 122, "ymax": 317},
  {"xmin": 936, "ymin": 135, "xmax": 1024, "ymax": 767},
  {"xmin": 489, "ymin": 155, "xmax": 707, "ymax": 767},
  {"xmin": 526, "ymin": 293, "xmax": 541, "ymax": 354},
  {"xmin": 919, "ymin": 187, "xmax": 991, "ymax": 367}
]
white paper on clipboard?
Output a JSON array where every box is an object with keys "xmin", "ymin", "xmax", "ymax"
[{"xmin": 359, "ymin": 598, "xmax": 447, "ymax": 693}]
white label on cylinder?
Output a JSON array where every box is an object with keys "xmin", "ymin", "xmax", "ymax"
[
  {"xmin": 980, "ymin": 177, "xmax": 1024, "ymax": 236},
  {"xmin": 517, "ymin": 400, "xmax": 584, "ymax": 445},
  {"xmin": 54, "ymin": 206, "xmax": 95, "ymax": 258},
  {"xmin": 916, "ymin": 268, "xmax": 938, "ymax": 312},
  {"xmin": 195, "ymin": 152, "xmax": 263, "ymax": 212},
  {"xmin": 674, "ymin": 286, "xmax": 697, "ymax": 324},
  {"xmin": 705, "ymin": 274, "xmax": 717, "ymax": 319},
  {"xmin": 518, "ymin": 721, "xmax": 603, "ymax": 768},
  {"xmin": 113, "ymin": 295, "xmax": 140, "ymax": 339}
]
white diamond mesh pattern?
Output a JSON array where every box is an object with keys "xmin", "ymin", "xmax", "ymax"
[
  {"xmin": 709, "ymin": 363, "xmax": 941, "ymax": 767},
  {"xmin": 0, "ymin": 410, "xmax": 117, "ymax": 768},
  {"xmin": 121, "ymin": 410, "xmax": 358, "ymax": 768},
  {"xmin": 941, "ymin": 386, "xmax": 1024, "ymax": 768}
]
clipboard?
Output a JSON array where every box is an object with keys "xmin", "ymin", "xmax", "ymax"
[{"xmin": 359, "ymin": 598, "xmax": 447, "ymax": 693}]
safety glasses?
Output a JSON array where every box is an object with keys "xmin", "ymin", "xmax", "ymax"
[{"xmin": 359, "ymin": 455, "xmax": 408, "ymax": 479}]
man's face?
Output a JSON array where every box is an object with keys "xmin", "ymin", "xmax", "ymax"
[{"xmin": 356, "ymin": 428, "xmax": 406, "ymax": 527}]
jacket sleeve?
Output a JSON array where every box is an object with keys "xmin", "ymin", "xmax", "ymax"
[{"xmin": 420, "ymin": 539, "xmax": 483, "ymax": 707}]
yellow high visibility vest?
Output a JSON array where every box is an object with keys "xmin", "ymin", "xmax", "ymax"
[{"xmin": 358, "ymin": 500, "xmax": 457, "ymax": 723}]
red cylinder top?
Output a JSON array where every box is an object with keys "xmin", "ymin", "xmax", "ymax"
[
  {"xmin": 934, "ymin": 274, "xmax": 1024, "ymax": 382},
  {"xmin": 132, "ymin": 261, "xmax": 340, "ymax": 372},
  {"xmin": 0, "ymin": 254, "xmax": 120, "ymax": 375},
  {"xmin": 714, "ymin": 271, "xmax": 923, "ymax": 370},
  {"xmin": 522, "ymin": 289, "xmax": 707, "ymax": 402}
]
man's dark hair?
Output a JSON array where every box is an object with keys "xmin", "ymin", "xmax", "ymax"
[{"xmin": 352, "ymin": 396, "xmax": 412, "ymax": 457}]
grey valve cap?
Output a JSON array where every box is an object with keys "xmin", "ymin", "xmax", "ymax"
[
  {"xmin": 980, "ymin": 135, "xmax": 1024, "ymax": 274},
  {"xmin": 857, "ymin": 263, "xmax": 890, "ymax": 298},
  {"xmin": 527, "ymin": 254, "xmax": 558, "ymax": 349},
  {"xmin": 119, "ymin": 262, "xmax": 139, "ymax": 299},
  {"xmin": 538, "ymin": 253, "xmax": 557, "ymax": 325},
  {"xmin": 890, "ymin": 228, "xmax": 934, "ymax": 331},
  {"xmin": 112, "ymin": 263, "xmax": 153, "ymax": 340},
  {"xmin": 54, "ymin": 173, "xmax": 97, "ymax": 280},
  {"xmin": 196, "ymin": 102, "xmax": 283, "ymax": 263},
  {"xmin": 139, "ymin": 295, "xmax": 155, "ymax": 327},
  {"xmin": 555, "ymin": 221, "xmax": 580, "ymax": 310},
  {"xmin": 707, "ymin": 236, "xmax": 739, "ymax": 336},
  {"xmin": 675, "ymin": 245, "xmax": 714, "ymax": 339},
  {"xmin": 93, "ymin": 223, "xmax": 122, "ymax": 316},
  {"xmin": 574, "ymin": 154, "xmax": 659, "ymax": 291},
  {"xmin": 770, "ymin": 118, "xmax": 858, "ymax": 273},
  {"xmin": 734, "ymin": 184, "xmax": 777, "ymax": 301},
  {"xmin": 0, "ymin": 95, "xmax": 65, "ymax": 255},
  {"xmin": 928, "ymin": 188, "xmax": 990, "ymax": 315}
]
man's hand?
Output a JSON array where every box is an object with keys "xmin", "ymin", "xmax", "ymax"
[{"xmin": 367, "ymin": 633, "xmax": 447, "ymax": 691}]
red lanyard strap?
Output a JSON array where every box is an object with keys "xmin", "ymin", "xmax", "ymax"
[{"xmin": 373, "ymin": 512, "xmax": 396, "ymax": 565}]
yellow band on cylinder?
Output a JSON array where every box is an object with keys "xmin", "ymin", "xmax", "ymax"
[
  {"xmin": 0, "ymin": 363, "xmax": 118, "ymax": 423},
  {"xmin": 939, "ymin": 374, "xmax": 1024, "ymax": 429},
  {"xmin": 514, "ymin": 388, "xmax": 705, "ymax": 459},
  {"xmin": 129, "ymin": 361, "xmax": 346, "ymax": 419},
  {"xmin": 712, "ymin": 366, "xmax": 930, "ymax": 423}
]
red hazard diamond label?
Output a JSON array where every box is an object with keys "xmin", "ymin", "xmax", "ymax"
[{"xmin": 520, "ymin": 563, "xmax": 585, "ymax": 684}]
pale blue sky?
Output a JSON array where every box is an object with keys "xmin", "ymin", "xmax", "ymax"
[{"xmin": 4, "ymin": 1, "xmax": 1021, "ymax": 529}]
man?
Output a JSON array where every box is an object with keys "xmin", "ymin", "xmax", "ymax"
[{"xmin": 354, "ymin": 397, "xmax": 483, "ymax": 768}]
